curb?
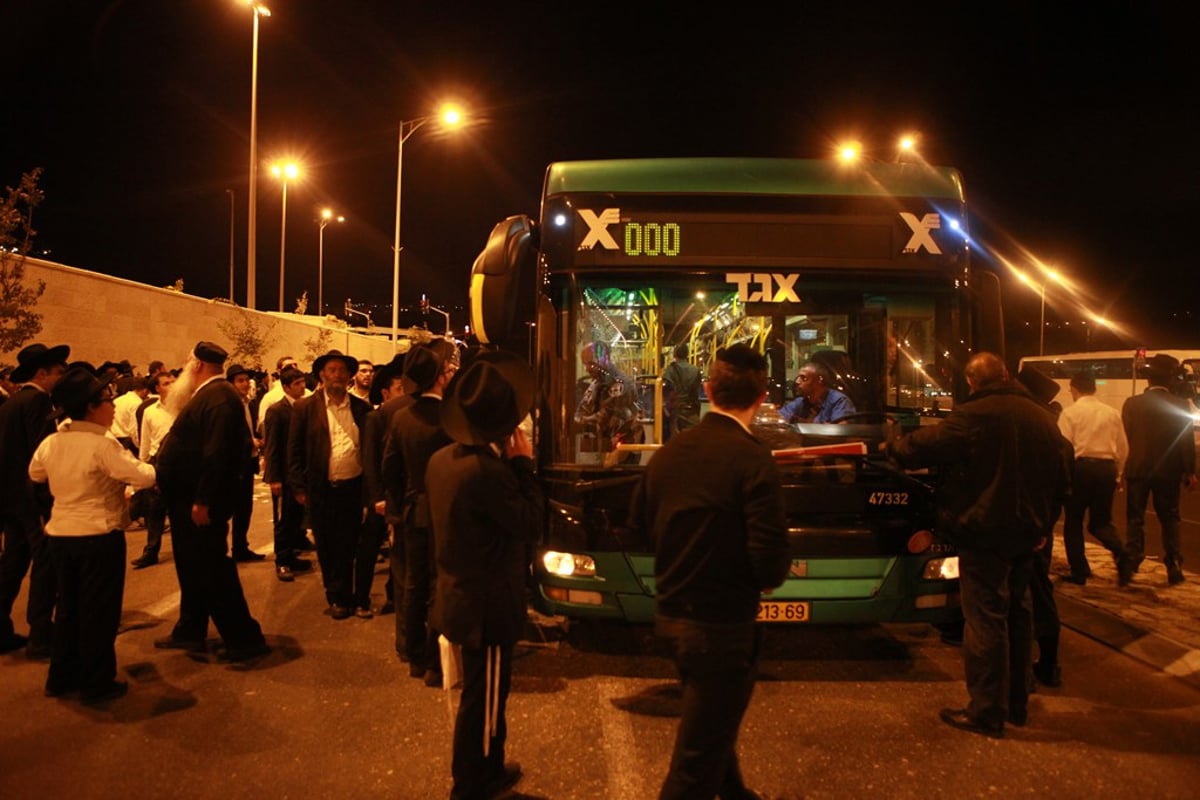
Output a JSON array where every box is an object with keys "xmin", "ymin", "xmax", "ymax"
[{"xmin": 1057, "ymin": 593, "xmax": 1200, "ymax": 691}]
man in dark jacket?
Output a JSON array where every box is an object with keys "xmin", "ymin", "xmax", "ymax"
[
  {"xmin": 428, "ymin": 350, "xmax": 539, "ymax": 800},
  {"xmin": 630, "ymin": 344, "xmax": 789, "ymax": 800},
  {"xmin": 0, "ymin": 342, "xmax": 69, "ymax": 657},
  {"xmin": 154, "ymin": 342, "xmax": 269, "ymax": 661},
  {"xmin": 1121, "ymin": 353, "xmax": 1197, "ymax": 586},
  {"xmin": 287, "ymin": 349, "xmax": 373, "ymax": 618},
  {"xmin": 885, "ymin": 352, "xmax": 1069, "ymax": 737}
]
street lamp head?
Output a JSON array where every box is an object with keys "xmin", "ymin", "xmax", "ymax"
[
  {"xmin": 440, "ymin": 104, "xmax": 464, "ymax": 127},
  {"xmin": 270, "ymin": 161, "xmax": 299, "ymax": 181},
  {"xmin": 245, "ymin": 1, "xmax": 271, "ymax": 17}
]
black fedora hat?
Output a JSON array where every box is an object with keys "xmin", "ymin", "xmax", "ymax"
[
  {"xmin": 226, "ymin": 363, "xmax": 251, "ymax": 381},
  {"xmin": 312, "ymin": 349, "xmax": 358, "ymax": 376},
  {"xmin": 440, "ymin": 350, "xmax": 535, "ymax": 446},
  {"xmin": 401, "ymin": 343, "xmax": 449, "ymax": 396},
  {"xmin": 1144, "ymin": 353, "xmax": 1181, "ymax": 378},
  {"xmin": 50, "ymin": 365, "xmax": 114, "ymax": 419},
  {"xmin": 11, "ymin": 342, "xmax": 71, "ymax": 383}
]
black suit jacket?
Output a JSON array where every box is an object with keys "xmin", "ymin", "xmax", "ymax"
[
  {"xmin": 1122, "ymin": 387, "xmax": 1197, "ymax": 480},
  {"xmin": 261, "ymin": 397, "xmax": 293, "ymax": 485},
  {"xmin": 156, "ymin": 377, "xmax": 249, "ymax": 522},
  {"xmin": 0, "ymin": 385, "xmax": 56, "ymax": 519},
  {"xmin": 381, "ymin": 395, "xmax": 450, "ymax": 527},
  {"xmin": 363, "ymin": 394, "xmax": 413, "ymax": 523},
  {"xmin": 286, "ymin": 390, "xmax": 371, "ymax": 505}
]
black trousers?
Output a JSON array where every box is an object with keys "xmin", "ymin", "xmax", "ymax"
[
  {"xmin": 271, "ymin": 486, "xmax": 306, "ymax": 562},
  {"xmin": 309, "ymin": 479, "xmax": 369, "ymax": 608},
  {"xmin": 451, "ymin": 642, "xmax": 514, "ymax": 800},
  {"xmin": 958, "ymin": 548, "xmax": 1034, "ymax": 728},
  {"xmin": 389, "ymin": 520, "xmax": 407, "ymax": 653},
  {"xmin": 46, "ymin": 531, "xmax": 125, "ymax": 694},
  {"xmin": 139, "ymin": 487, "xmax": 169, "ymax": 559},
  {"xmin": 402, "ymin": 524, "xmax": 439, "ymax": 669},
  {"xmin": 166, "ymin": 502, "xmax": 264, "ymax": 649},
  {"xmin": 1064, "ymin": 458, "xmax": 1125, "ymax": 575},
  {"xmin": 0, "ymin": 510, "xmax": 55, "ymax": 646},
  {"xmin": 230, "ymin": 468, "xmax": 255, "ymax": 554},
  {"xmin": 1125, "ymin": 476, "xmax": 1184, "ymax": 569},
  {"xmin": 656, "ymin": 615, "xmax": 759, "ymax": 800}
]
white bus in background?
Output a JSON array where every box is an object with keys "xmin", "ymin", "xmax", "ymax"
[{"xmin": 1018, "ymin": 349, "xmax": 1200, "ymax": 419}]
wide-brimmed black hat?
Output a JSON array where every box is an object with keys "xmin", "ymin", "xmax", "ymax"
[
  {"xmin": 11, "ymin": 342, "xmax": 71, "ymax": 383},
  {"xmin": 312, "ymin": 349, "xmax": 358, "ymax": 376},
  {"xmin": 1143, "ymin": 353, "xmax": 1181, "ymax": 380},
  {"xmin": 369, "ymin": 354, "xmax": 407, "ymax": 405},
  {"xmin": 440, "ymin": 350, "xmax": 535, "ymax": 446},
  {"xmin": 50, "ymin": 366, "xmax": 114, "ymax": 419},
  {"xmin": 226, "ymin": 363, "xmax": 251, "ymax": 381},
  {"xmin": 402, "ymin": 343, "xmax": 449, "ymax": 396}
]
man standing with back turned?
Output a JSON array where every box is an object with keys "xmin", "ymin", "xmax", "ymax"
[
  {"xmin": 884, "ymin": 352, "xmax": 1069, "ymax": 737},
  {"xmin": 630, "ymin": 344, "xmax": 789, "ymax": 800}
]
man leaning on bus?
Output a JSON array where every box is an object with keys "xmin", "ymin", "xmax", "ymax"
[
  {"xmin": 629, "ymin": 344, "xmax": 789, "ymax": 799},
  {"xmin": 883, "ymin": 352, "xmax": 1070, "ymax": 738}
]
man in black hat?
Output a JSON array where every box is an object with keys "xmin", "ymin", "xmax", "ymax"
[
  {"xmin": 287, "ymin": 349, "xmax": 372, "ymax": 619},
  {"xmin": 427, "ymin": 349, "xmax": 539, "ymax": 800},
  {"xmin": 225, "ymin": 363, "xmax": 265, "ymax": 562},
  {"xmin": 630, "ymin": 344, "xmax": 789, "ymax": 799},
  {"xmin": 382, "ymin": 340, "xmax": 459, "ymax": 678},
  {"xmin": 1121, "ymin": 353, "xmax": 1197, "ymax": 586},
  {"xmin": 153, "ymin": 342, "xmax": 269, "ymax": 661},
  {"xmin": 0, "ymin": 342, "xmax": 70, "ymax": 656}
]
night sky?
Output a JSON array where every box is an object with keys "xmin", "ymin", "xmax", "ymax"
[{"xmin": 5, "ymin": 1, "xmax": 1196, "ymax": 356}]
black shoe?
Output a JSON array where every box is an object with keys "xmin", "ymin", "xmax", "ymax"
[
  {"xmin": 287, "ymin": 557, "xmax": 313, "ymax": 572},
  {"xmin": 130, "ymin": 555, "xmax": 158, "ymax": 569},
  {"xmin": 1117, "ymin": 558, "xmax": 1134, "ymax": 587},
  {"xmin": 275, "ymin": 564, "xmax": 295, "ymax": 582},
  {"xmin": 233, "ymin": 549, "xmax": 266, "ymax": 562},
  {"xmin": 377, "ymin": 601, "xmax": 395, "ymax": 615},
  {"xmin": 1059, "ymin": 573, "xmax": 1088, "ymax": 586},
  {"xmin": 0, "ymin": 632, "xmax": 28, "ymax": 654},
  {"xmin": 217, "ymin": 641, "xmax": 271, "ymax": 663},
  {"xmin": 44, "ymin": 680, "xmax": 80, "ymax": 698},
  {"xmin": 1033, "ymin": 661, "xmax": 1062, "ymax": 688},
  {"xmin": 484, "ymin": 761, "xmax": 523, "ymax": 798},
  {"xmin": 1008, "ymin": 707, "xmax": 1028, "ymax": 727},
  {"xmin": 409, "ymin": 663, "xmax": 426, "ymax": 678},
  {"xmin": 154, "ymin": 635, "xmax": 207, "ymax": 654},
  {"xmin": 355, "ymin": 606, "xmax": 374, "ymax": 620},
  {"xmin": 329, "ymin": 605, "xmax": 352, "ymax": 620},
  {"xmin": 939, "ymin": 707, "xmax": 1003, "ymax": 738},
  {"xmin": 296, "ymin": 537, "xmax": 316, "ymax": 551},
  {"xmin": 25, "ymin": 641, "xmax": 52, "ymax": 660},
  {"xmin": 424, "ymin": 669, "xmax": 444, "ymax": 688},
  {"xmin": 1167, "ymin": 569, "xmax": 1186, "ymax": 586},
  {"xmin": 81, "ymin": 680, "xmax": 128, "ymax": 704}
]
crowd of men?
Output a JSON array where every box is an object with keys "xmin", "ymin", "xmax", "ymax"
[{"xmin": 1, "ymin": 338, "xmax": 1196, "ymax": 797}]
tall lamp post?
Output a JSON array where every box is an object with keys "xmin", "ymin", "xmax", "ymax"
[
  {"xmin": 1017, "ymin": 268, "xmax": 1062, "ymax": 356},
  {"xmin": 317, "ymin": 208, "xmax": 344, "ymax": 317},
  {"xmin": 243, "ymin": 1, "xmax": 270, "ymax": 310},
  {"xmin": 226, "ymin": 189, "xmax": 236, "ymax": 302},
  {"xmin": 270, "ymin": 161, "xmax": 299, "ymax": 312},
  {"xmin": 391, "ymin": 104, "xmax": 464, "ymax": 351}
]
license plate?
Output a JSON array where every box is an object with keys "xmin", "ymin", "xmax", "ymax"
[{"xmin": 756, "ymin": 601, "xmax": 811, "ymax": 623}]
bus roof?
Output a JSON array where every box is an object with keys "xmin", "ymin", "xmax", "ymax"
[
  {"xmin": 1021, "ymin": 350, "xmax": 1200, "ymax": 363},
  {"xmin": 543, "ymin": 158, "xmax": 965, "ymax": 201}
]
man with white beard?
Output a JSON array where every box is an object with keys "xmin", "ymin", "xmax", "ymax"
[{"xmin": 153, "ymin": 342, "xmax": 269, "ymax": 662}]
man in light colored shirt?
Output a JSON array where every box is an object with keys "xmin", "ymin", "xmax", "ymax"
[
  {"xmin": 1057, "ymin": 372, "xmax": 1130, "ymax": 585},
  {"xmin": 110, "ymin": 376, "xmax": 148, "ymax": 453},
  {"xmin": 350, "ymin": 359, "xmax": 374, "ymax": 404},
  {"xmin": 131, "ymin": 371, "xmax": 176, "ymax": 568},
  {"xmin": 287, "ymin": 350, "xmax": 372, "ymax": 619},
  {"xmin": 255, "ymin": 355, "xmax": 310, "ymax": 434}
]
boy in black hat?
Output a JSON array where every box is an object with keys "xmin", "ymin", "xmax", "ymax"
[
  {"xmin": 427, "ymin": 350, "xmax": 539, "ymax": 800},
  {"xmin": 0, "ymin": 341, "xmax": 70, "ymax": 657}
]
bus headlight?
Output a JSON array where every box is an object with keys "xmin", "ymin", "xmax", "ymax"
[
  {"xmin": 542, "ymin": 551, "xmax": 597, "ymax": 577},
  {"xmin": 922, "ymin": 556, "xmax": 959, "ymax": 580}
]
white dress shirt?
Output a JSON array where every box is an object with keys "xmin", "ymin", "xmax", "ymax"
[
  {"xmin": 325, "ymin": 390, "xmax": 362, "ymax": 481},
  {"xmin": 1058, "ymin": 394, "xmax": 1129, "ymax": 475},
  {"xmin": 28, "ymin": 420, "xmax": 157, "ymax": 536},
  {"xmin": 138, "ymin": 400, "xmax": 176, "ymax": 462}
]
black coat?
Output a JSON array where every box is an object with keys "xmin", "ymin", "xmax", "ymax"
[
  {"xmin": 363, "ymin": 394, "xmax": 413, "ymax": 523},
  {"xmin": 428, "ymin": 445, "xmax": 543, "ymax": 649},
  {"xmin": 1122, "ymin": 387, "xmax": 1197, "ymax": 481},
  {"xmin": 629, "ymin": 412, "xmax": 789, "ymax": 623},
  {"xmin": 286, "ymin": 390, "xmax": 371, "ymax": 505},
  {"xmin": 888, "ymin": 383, "xmax": 1071, "ymax": 557},
  {"xmin": 381, "ymin": 395, "xmax": 450, "ymax": 528},
  {"xmin": 260, "ymin": 397, "xmax": 292, "ymax": 485},
  {"xmin": 0, "ymin": 385, "xmax": 55, "ymax": 519},
  {"xmin": 156, "ymin": 377, "xmax": 249, "ymax": 522}
]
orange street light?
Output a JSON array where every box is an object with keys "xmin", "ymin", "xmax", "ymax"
[{"xmin": 270, "ymin": 160, "xmax": 300, "ymax": 312}]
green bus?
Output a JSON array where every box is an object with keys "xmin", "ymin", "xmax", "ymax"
[{"xmin": 468, "ymin": 157, "xmax": 1005, "ymax": 626}]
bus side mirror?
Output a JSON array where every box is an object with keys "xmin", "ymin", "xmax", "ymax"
[
  {"xmin": 469, "ymin": 214, "xmax": 539, "ymax": 347},
  {"xmin": 971, "ymin": 269, "xmax": 1005, "ymax": 358}
]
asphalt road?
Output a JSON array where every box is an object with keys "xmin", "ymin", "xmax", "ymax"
[{"xmin": 2, "ymin": 487, "xmax": 1199, "ymax": 799}]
